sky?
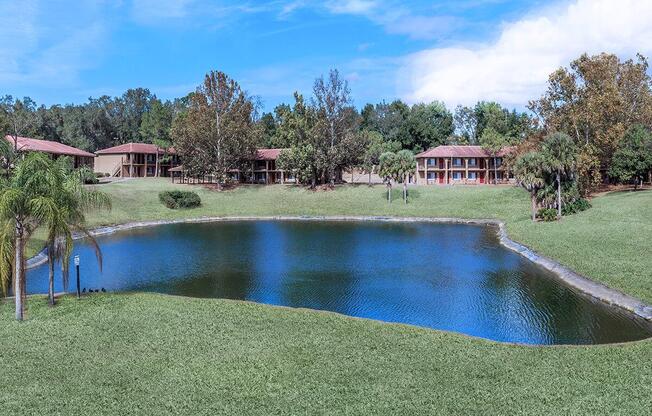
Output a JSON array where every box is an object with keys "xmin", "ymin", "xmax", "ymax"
[{"xmin": 1, "ymin": 0, "xmax": 652, "ymax": 112}]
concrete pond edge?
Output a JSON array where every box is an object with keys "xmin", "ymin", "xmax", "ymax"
[{"xmin": 26, "ymin": 215, "xmax": 652, "ymax": 322}]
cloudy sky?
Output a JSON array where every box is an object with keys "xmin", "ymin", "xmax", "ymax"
[{"xmin": 1, "ymin": 0, "xmax": 651, "ymax": 111}]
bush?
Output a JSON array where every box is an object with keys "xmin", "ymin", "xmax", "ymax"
[
  {"xmin": 537, "ymin": 208, "xmax": 557, "ymax": 222},
  {"xmin": 562, "ymin": 198, "xmax": 591, "ymax": 215},
  {"xmin": 159, "ymin": 190, "xmax": 201, "ymax": 209}
]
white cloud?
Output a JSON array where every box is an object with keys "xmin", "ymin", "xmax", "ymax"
[
  {"xmin": 399, "ymin": 0, "xmax": 652, "ymax": 108},
  {"xmin": 325, "ymin": 0, "xmax": 378, "ymax": 15}
]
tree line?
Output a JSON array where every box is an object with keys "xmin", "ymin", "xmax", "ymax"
[{"xmin": 2, "ymin": 52, "xmax": 652, "ymax": 195}]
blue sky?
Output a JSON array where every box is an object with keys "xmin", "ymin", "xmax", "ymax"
[{"xmin": 1, "ymin": 0, "xmax": 651, "ymax": 111}]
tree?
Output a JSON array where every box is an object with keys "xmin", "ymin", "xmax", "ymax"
[
  {"xmin": 46, "ymin": 160, "xmax": 111, "ymax": 305},
  {"xmin": 360, "ymin": 100, "xmax": 410, "ymax": 147},
  {"xmin": 275, "ymin": 94, "xmax": 324, "ymax": 187},
  {"xmin": 454, "ymin": 105, "xmax": 478, "ymax": 144},
  {"xmin": 379, "ymin": 152, "xmax": 398, "ymax": 203},
  {"xmin": 140, "ymin": 99, "xmax": 173, "ymax": 177},
  {"xmin": 513, "ymin": 152, "xmax": 547, "ymax": 221},
  {"xmin": 172, "ymin": 71, "xmax": 258, "ymax": 188},
  {"xmin": 541, "ymin": 132, "xmax": 577, "ymax": 219},
  {"xmin": 360, "ymin": 131, "xmax": 400, "ymax": 185},
  {"xmin": 312, "ymin": 69, "xmax": 357, "ymax": 186},
  {"xmin": 609, "ymin": 125, "xmax": 652, "ymax": 189},
  {"xmin": 0, "ymin": 96, "xmax": 37, "ymax": 152},
  {"xmin": 0, "ymin": 154, "xmax": 59, "ymax": 319},
  {"xmin": 258, "ymin": 112, "xmax": 277, "ymax": 148},
  {"xmin": 406, "ymin": 101, "xmax": 454, "ymax": 151},
  {"xmin": 529, "ymin": 53, "xmax": 652, "ymax": 194},
  {"xmin": 479, "ymin": 127, "xmax": 509, "ymax": 184},
  {"xmin": 395, "ymin": 150, "xmax": 416, "ymax": 203}
]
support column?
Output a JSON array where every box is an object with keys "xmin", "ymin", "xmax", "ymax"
[{"xmin": 465, "ymin": 158, "xmax": 469, "ymax": 184}]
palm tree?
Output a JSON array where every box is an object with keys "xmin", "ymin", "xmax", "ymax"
[
  {"xmin": 0, "ymin": 153, "xmax": 111, "ymax": 319},
  {"xmin": 379, "ymin": 152, "xmax": 397, "ymax": 203},
  {"xmin": 0, "ymin": 153, "xmax": 57, "ymax": 320},
  {"xmin": 42, "ymin": 157, "xmax": 110, "ymax": 306},
  {"xmin": 396, "ymin": 150, "xmax": 416, "ymax": 203},
  {"xmin": 541, "ymin": 132, "xmax": 577, "ymax": 219},
  {"xmin": 513, "ymin": 151, "xmax": 547, "ymax": 221}
]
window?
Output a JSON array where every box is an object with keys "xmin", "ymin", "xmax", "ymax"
[
  {"xmin": 427, "ymin": 172, "xmax": 436, "ymax": 180},
  {"xmin": 453, "ymin": 158, "xmax": 463, "ymax": 167},
  {"xmin": 427, "ymin": 158, "xmax": 436, "ymax": 166},
  {"xmin": 495, "ymin": 158, "xmax": 503, "ymax": 167},
  {"xmin": 468, "ymin": 172, "xmax": 477, "ymax": 180},
  {"xmin": 468, "ymin": 158, "xmax": 477, "ymax": 167},
  {"xmin": 452, "ymin": 171, "xmax": 463, "ymax": 180}
]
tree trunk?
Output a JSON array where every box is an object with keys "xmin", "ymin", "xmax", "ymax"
[
  {"xmin": 556, "ymin": 170, "xmax": 562, "ymax": 219},
  {"xmin": 403, "ymin": 178, "xmax": 407, "ymax": 204},
  {"xmin": 531, "ymin": 193, "xmax": 537, "ymax": 222},
  {"xmin": 48, "ymin": 244, "xmax": 55, "ymax": 306},
  {"xmin": 368, "ymin": 171, "xmax": 371, "ymax": 186},
  {"xmin": 14, "ymin": 222, "xmax": 24, "ymax": 321},
  {"xmin": 155, "ymin": 153, "xmax": 159, "ymax": 178},
  {"xmin": 387, "ymin": 183, "xmax": 392, "ymax": 203}
]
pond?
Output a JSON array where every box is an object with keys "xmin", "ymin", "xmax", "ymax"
[{"xmin": 27, "ymin": 220, "xmax": 652, "ymax": 345}]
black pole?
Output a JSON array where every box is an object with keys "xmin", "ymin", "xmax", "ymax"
[{"xmin": 76, "ymin": 264, "xmax": 80, "ymax": 299}]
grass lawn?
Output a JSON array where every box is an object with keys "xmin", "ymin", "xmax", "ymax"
[
  {"xmin": 1, "ymin": 294, "xmax": 650, "ymax": 415},
  {"xmin": 3, "ymin": 178, "xmax": 650, "ymax": 415}
]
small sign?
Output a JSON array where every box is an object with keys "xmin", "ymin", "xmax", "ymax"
[{"xmin": 74, "ymin": 255, "xmax": 80, "ymax": 266}]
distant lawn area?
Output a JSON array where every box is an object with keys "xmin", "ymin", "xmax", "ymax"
[
  {"xmin": 5, "ymin": 178, "xmax": 650, "ymax": 415},
  {"xmin": 82, "ymin": 178, "xmax": 652, "ymax": 303}
]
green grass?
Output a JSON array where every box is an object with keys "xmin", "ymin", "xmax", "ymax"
[
  {"xmin": 1, "ymin": 294, "xmax": 650, "ymax": 415},
  {"xmin": 83, "ymin": 178, "xmax": 652, "ymax": 303},
  {"xmin": 5, "ymin": 178, "xmax": 650, "ymax": 415}
]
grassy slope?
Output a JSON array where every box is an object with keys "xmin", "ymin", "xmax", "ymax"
[
  {"xmin": 1, "ymin": 294, "xmax": 650, "ymax": 415},
  {"xmin": 85, "ymin": 178, "xmax": 652, "ymax": 303}
]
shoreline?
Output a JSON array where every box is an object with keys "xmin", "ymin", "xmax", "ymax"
[{"xmin": 25, "ymin": 215, "xmax": 652, "ymax": 322}]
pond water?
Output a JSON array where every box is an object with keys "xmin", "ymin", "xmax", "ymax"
[{"xmin": 27, "ymin": 220, "xmax": 652, "ymax": 345}]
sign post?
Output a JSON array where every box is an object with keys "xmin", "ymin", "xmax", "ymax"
[{"xmin": 74, "ymin": 255, "xmax": 80, "ymax": 299}]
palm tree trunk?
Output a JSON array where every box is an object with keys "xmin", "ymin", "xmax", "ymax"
[
  {"xmin": 48, "ymin": 245, "xmax": 55, "ymax": 306},
  {"xmin": 556, "ymin": 170, "xmax": 562, "ymax": 219},
  {"xmin": 14, "ymin": 222, "xmax": 24, "ymax": 321},
  {"xmin": 403, "ymin": 178, "xmax": 407, "ymax": 204},
  {"xmin": 387, "ymin": 183, "xmax": 392, "ymax": 203},
  {"xmin": 368, "ymin": 171, "xmax": 371, "ymax": 186},
  {"xmin": 531, "ymin": 193, "xmax": 537, "ymax": 221}
]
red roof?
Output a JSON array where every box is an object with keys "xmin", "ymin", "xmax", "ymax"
[
  {"xmin": 255, "ymin": 148, "xmax": 284, "ymax": 160},
  {"xmin": 4, "ymin": 135, "xmax": 95, "ymax": 158},
  {"xmin": 95, "ymin": 142, "xmax": 176, "ymax": 155},
  {"xmin": 416, "ymin": 145, "xmax": 515, "ymax": 158}
]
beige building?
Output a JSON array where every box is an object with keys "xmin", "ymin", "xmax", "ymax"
[{"xmin": 95, "ymin": 143, "xmax": 180, "ymax": 177}]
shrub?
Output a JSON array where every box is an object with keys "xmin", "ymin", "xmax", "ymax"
[
  {"xmin": 537, "ymin": 208, "xmax": 557, "ymax": 222},
  {"xmin": 77, "ymin": 167, "xmax": 99, "ymax": 184},
  {"xmin": 562, "ymin": 198, "xmax": 591, "ymax": 215},
  {"xmin": 159, "ymin": 190, "xmax": 201, "ymax": 209}
]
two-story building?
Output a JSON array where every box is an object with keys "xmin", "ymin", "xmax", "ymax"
[
  {"xmin": 4, "ymin": 135, "xmax": 95, "ymax": 168},
  {"xmin": 94, "ymin": 143, "xmax": 180, "ymax": 177},
  {"xmin": 415, "ymin": 145, "xmax": 515, "ymax": 185}
]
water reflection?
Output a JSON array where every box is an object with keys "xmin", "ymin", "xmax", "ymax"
[{"xmin": 26, "ymin": 220, "xmax": 652, "ymax": 345}]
